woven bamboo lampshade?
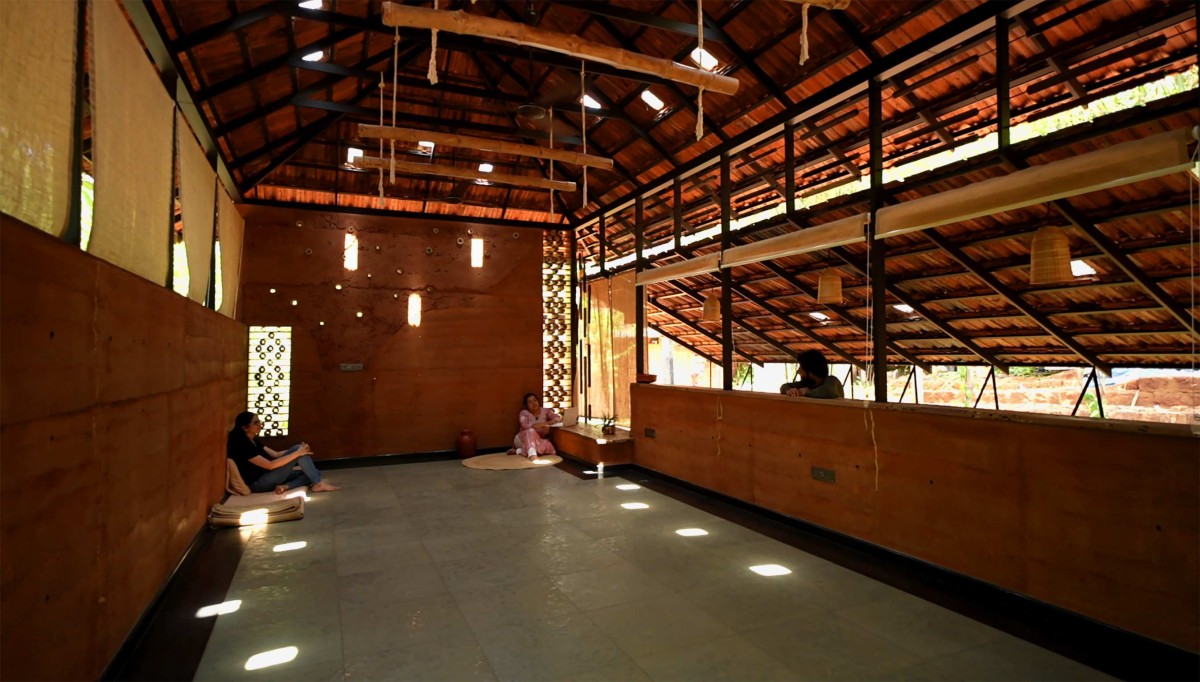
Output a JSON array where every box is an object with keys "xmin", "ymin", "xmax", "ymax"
[
  {"xmin": 1029, "ymin": 226, "xmax": 1072, "ymax": 285},
  {"xmin": 817, "ymin": 269, "xmax": 843, "ymax": 304},
  {"xmin": 701, "ymin": 291, "xmax": 721, "ymax": 321}
]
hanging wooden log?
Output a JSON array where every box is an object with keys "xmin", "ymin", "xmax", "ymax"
[
  {"xmin": 381, "ymin": 3, "xmax": 739, "ymax": 96},
  {"xmin": 354, "ymin": 156, "xmax": 576, "ymax": 192},
  {"xmin": 357, "ymin": 124, "xmax": 614, "ymax": 170},
  {"xmin": 775, "ymin": 0, "xmax": 852, "ymax": 9}
]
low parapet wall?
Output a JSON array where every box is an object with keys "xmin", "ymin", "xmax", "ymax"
[{"xmin": 631, "ymin": 383, "xmax": 1199, "ymax": 652}]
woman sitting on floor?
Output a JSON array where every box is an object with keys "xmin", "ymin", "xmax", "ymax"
[
  {"xmin": 226, "ymin": 411, "xmax": 339, "ymax": 494},
  {"xmin": 511, "ymin": 392, "xmax": 561, "ymax": 460},
  {"xmin": 783, "ymin": 350, "xmax": 844, "ymax": 399}
]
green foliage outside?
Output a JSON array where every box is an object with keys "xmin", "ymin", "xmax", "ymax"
[{"xmin": 80, "ymin": 172, "xmax": 93, "ymax": 250}]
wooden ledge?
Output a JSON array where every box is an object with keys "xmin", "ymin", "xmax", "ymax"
[{"xmin": 551, "ymin": 424, "xmax": 633, "ymax": 465}]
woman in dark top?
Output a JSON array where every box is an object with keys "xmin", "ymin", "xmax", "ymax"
[{"xmin": 226, "ymin": 411, "xmax": 338, "ymax": 494}]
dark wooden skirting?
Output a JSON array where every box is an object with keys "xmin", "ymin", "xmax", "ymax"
[{"xmin": 101, "ymin": 527, "xmax": 248, "ymax": 681}]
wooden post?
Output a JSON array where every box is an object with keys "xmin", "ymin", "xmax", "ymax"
[
  {"xmin": 720, "ymin": 153, "xmax": 733, "ymax": 391},
  {"xmin": 784, "ymin": 120, "xmax": 796, "ymax": 217},
  {"xmin": 996, "ymin": 15, "xmax": 1011, "ymax": 150},
  {"xmin": 635, "ymin": 196, "xmax": 646, "ymax": 376},
  {"xmin": 570, "ymin": 227, "xmax": 579, "ymax": 410},
  {"xmin": 869, "ymin": 78, "xmax": 888, "ymax": 402}
]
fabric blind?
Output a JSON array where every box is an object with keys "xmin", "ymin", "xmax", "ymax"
[
  {"xmin": 0, "ymin": 0, "xmax": 77, "ymax": 236},
  {"xmin": 216, "ymin": 188, "xmax": 243, "ymax": 318},
  {"xmin": 580, "ymin": 272, "xmax": 637, "ymax": 427},
  {"xmin": 90, "ymin": 0, "xmax": 174, "ymax": 284},
  {"xmin": 178, "ymin": 113, "xmax": 215, "ymax": 303},
  {"xmin": 608, "ymin": 271, "xmax": 636, "ymax": 427}
]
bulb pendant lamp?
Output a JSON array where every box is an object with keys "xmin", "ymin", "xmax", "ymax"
[
  {"xmin": 701, "ymin": 292, "xmax": 721, "ymax": 321},
  {"xmin": 817, "ymin": 269, "xmax": 843, "ymax": 304},
  {"xmin": 1029, "ymin": 226, "xmax": 1072, "ymax": 285}
]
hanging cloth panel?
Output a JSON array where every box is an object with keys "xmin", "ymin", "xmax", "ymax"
[
  {"xmin": 608, "ymin": 270, "xmax": 637, "ymax": 427},
  {"xmin": 216, "ymin": 187, "xmax": 244, "ymax": 318},
  {"xmin": 0, "ymin": 0, "xmax": 77, "ymax": 236},
  {"xmin": 583, "ymin": 278, "xmax": 612, "ymax": 424},
  {"xmin": 91, "ymin": 0, "xmax": 174, "ymax": 284},
  {"xmin": 178, "ymin": 112, "xmax": 215, "ymax": 302}
]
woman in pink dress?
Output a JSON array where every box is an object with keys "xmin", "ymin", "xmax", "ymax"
[{"xmin": 512, "ymin": 392, "xmax": 561, "ymax": 460}]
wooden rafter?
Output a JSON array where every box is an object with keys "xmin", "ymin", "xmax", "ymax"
[
  {"xmin": 775, "ymin": 0, "xmax": 852, "ymax": 8},
  {"xmin": 354, "ymin": 156, "xmax": 576, "ymax": 192},
  {"xmin": 356, "ymin": 124, "xmax": 614, "ymax": 170},
  {"xmin": 380, "ymin": 3, "xmax": 739, "ymax": 95}
]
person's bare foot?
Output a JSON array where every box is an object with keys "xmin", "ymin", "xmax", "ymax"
[
  {"xmin": 274, "ymin": 484, "xmax": 289, "ymax": 495},
  {"xmin": 310, "ymin": 481, "xmax": 339, "ymax": 492}
]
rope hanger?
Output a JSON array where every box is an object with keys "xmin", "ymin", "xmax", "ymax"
[{"xmin": 695, "ymin": 0, "xmax": 704, "ymax": 140}]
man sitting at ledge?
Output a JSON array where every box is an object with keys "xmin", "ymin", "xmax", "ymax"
[{"xmin": 782, "ymin": 350, "xmax": 844, "ymax": 399}]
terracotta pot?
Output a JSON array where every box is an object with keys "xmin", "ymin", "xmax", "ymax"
[
  {"xmin": 601, "ymin": 425, "xmax": 617, "ymax": 436},
  {"xmin": 455, "ymin": 428, "xmax": 477, "ymax": 458}
]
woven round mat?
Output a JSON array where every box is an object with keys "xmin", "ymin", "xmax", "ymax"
[{"xmin": 462, "ymin": 453, "xmax": 562, "ymax": 470}]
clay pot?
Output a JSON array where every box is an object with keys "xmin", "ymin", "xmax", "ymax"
[
  {"xmin": 601, "ymin": 424, "xmax": 617, "ymax": 436},
  {"xmin": 455, "ymin": 428, "xmax": 477, "ymax": 458}
]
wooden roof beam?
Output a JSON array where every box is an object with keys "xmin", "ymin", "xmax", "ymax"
[
  {"xmin": 297, "ymin": 98, "xmax": 584, "ymax": 145},
  {"xmin": 381, "ymin": 3, "xmax": 739, "ymax": 95},
  {"xmin": 357, "ymin": 124, "xmax": 615, "ymax": 170},
  {"xmin": 354, "ymin": 156, "xmax": 575, "ymax": 192}
]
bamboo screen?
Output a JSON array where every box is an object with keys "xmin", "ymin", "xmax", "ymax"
[
  {"xmin": 178, "ymin": 112, "xmax": 215, "ymax": 303},
  {"xmin": 542, "ymin": 230, "xmax": 571, "ymax": 409},
  {"xmin": 579, "ymin": 271, "xmax": 636, "ymax": 427},
  {"xmin": 90, "ymin": 0, "xmax": 174, "ymax": 284},
  {"xmin": 0, "ymin": 0, "xmax": 76, "ymax": 237}
]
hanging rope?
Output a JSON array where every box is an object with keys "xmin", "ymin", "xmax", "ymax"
[
  {"xmin": 549, "ymin": 107, "xmax": 556, "ymax": 218},
  {"xmin": 576, "ymin": 61, "xmax": 585, "ymax": 210},
  {"xmin": 378, "ymin": 71, "xmax": 385, "ymax": 203},
  {"xmin": 695, "ymin": 0, "xmax": 704, "ymax": 140},
  {"xmin": 390, "ymin": 28, "xmax": 399, "ymax": 184},
  {"xmin": 799, "ymin": 3, "xmax": 811, "ymax": 66},
  {"xmin": 427, "ymin": 0, "xmax": 439, "ymax": 84}
]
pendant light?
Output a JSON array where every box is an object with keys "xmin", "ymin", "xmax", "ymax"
[
  {"xmin": 1029, "ymin": 225, "xmax": 1072, "ymax": 285},
  {"xmin": 817, "ymin": 268, "xmax": 843, "ymax": 304},
  {"xmin": 701, "ymin": 290, "xmax": 721, "ymax": 321}
]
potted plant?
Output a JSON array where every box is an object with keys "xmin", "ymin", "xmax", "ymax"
[{"xmin": 600, "ymin": 414, "xmax": 617, "ymax": 435}]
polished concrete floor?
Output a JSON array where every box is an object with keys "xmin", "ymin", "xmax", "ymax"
[{"xmin": 194, "ymin": 460, "xmax": 1109, "ymax": 681}]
